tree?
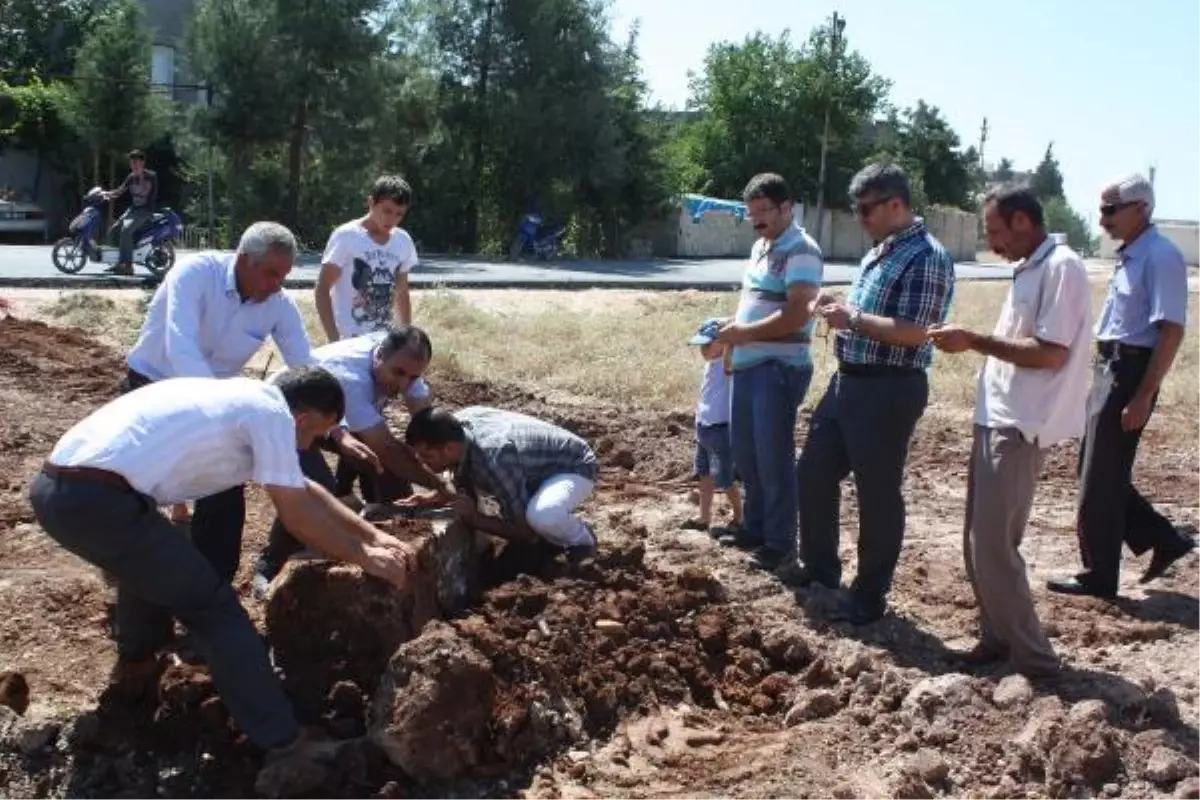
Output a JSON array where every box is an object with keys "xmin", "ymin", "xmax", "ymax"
[
  {"xmin": 867, "ymin": 101, "xmax": 976, "ymax": 210},
  {"xmin": 1044, "ymin": 196, "xmax": 1095, "ymax": 256},
  {"xmin": 994, "ymin": 157, "xmax": 1015, "ymax": 183},
  {"xmin": 1030, "ymin": 143, "xmax": 1064, "ymax": 200},
  {"xmin": 0, "ymin": 0, "xmax": 98, "ymax": 76},
  {"xmin": 684, "ymin": 27, "xmax": 889, "ymax": 202},
  {"xmin": 65, "ymin": 0, "xmax": 165, "ymax": 187}
]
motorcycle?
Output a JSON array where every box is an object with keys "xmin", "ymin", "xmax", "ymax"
[
  {"xmin": 509, "ymin": 212, "xmax": 567, "ymax": 261},
  {"xmin": 51, "ymin": 187, "xmax": 183, "ymax": 276}
]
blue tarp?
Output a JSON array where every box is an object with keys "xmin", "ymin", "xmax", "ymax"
[{"xmin": 682, "ymin": 193, "xmax": 747, "ymax": 224}]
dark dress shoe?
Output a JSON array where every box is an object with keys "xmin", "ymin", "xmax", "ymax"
[
  {"xmin": 751, "ymin": 546, "xmax": 790, "ymax": 571},
  {"xmin": 946, "ymin": 642, "xmax": 1006, "ymax": 666},
  {"xmin": 1046, "ymin": 575, "xmax": 1116, "ymax": 599},
  {"xmin": 717, "ymin": 527, "xmax": 763, "ymax": 549},
  {"xmin": 774, "ymin": 559, "xmax": 839, "ymax": 589},
  {"xmin": 830, "ymin": 593, "xmax": 887, "ymax": 625},
  {"xmin": 1141, "ymin": 537, "xmax": 1196, "ymax": 584}
]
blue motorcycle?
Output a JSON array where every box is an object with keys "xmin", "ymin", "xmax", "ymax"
[
  {"xmin": 509, "ymin": 212, "xmax": 566, "ymax": 261},
  {"xmin": 51, "ymin": 187, "xmax": 183, "ymax": 276}
]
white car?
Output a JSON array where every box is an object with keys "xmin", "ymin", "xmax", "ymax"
[{"xmin": 0, "ymin": 197, "xmax": 48, "ymax": 239}]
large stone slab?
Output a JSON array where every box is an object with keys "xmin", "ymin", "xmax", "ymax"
[{"xmin": 264, "ymin": 518, "xmax": 481, "ymax": 721}]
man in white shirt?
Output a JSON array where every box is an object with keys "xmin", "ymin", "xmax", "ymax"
[
  {"xmin": 929, "ymin": 186, "xmax": 1092, "ymax": 678},
  {"xmin": 315, "ymin": 175, "xmax": 419, "ymax": 343},
  {"xmin": 122, "ymin": 222, "xmax": 369, "ymax": 583},
  {"xmin": 254, "ymin": 324, "xmax": 452, "ymax": 584},
  {"xmin": 29, "ymin": 367, "xmax": 414, "ymax": 787}
]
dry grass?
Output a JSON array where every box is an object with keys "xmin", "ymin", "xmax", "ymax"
[{"xmin": 30, "ymin": 282, "xmax": 1199, "ymax": 421}]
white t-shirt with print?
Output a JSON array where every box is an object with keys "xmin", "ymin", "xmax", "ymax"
[{"xmin": 324, "ymin": 220, "xmax": 419, "ymax": 339}]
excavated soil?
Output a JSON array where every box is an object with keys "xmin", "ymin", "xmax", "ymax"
[{"xmin": 0, "ymin": 313, "xmax": 1197, "ymax": 799}]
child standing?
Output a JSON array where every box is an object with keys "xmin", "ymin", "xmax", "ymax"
[{"xmin": 685, "ymin": 318, "xmax": 743, "ymax": 533}]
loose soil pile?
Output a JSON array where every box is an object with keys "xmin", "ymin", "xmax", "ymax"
[{"xmin": 0, "ymin": 314, "xmax": 1197, "ymax": 799}]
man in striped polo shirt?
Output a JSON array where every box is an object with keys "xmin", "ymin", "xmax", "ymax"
[
  {"xmin": 715, "ymin": 173, "xmax": 823, "ymax": 571},
  {"xmin": 789, "ymin": 163, "xmax": 955, "ymax": 625}
]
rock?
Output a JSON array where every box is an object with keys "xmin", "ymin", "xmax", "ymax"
[
  {"xmin": 267, "ymin": 519, "xmax": 478, "ymax": 720},
  {"xmin": 923, "ymin": 720, "xmax": 957, "ymax": 746},
  {"xmin": 1145, "ymin": 747, "xmax": 1197, "ymax": 786},
  {"xmin": 0, "ymin": 671, "xmax": 30, "ymax": 715},
  {"xmin": 683, "ymin": 730, "xmax": 725, "ymax": 747},
  {"xmin": 783, "ymin": 690, "xmax": 842, "ymax": 725},
  {"xmin": 612, "ymin": 448, "xmax": 636, "ymax": 470},
  {"xmin": 840, "ymin": 652, "xmax": 872, "ymax": 679},
  {"xmin": 1175, "ymin": 776, "xmax": 1200, "ymax": 798},
  {"xmin": 761, "ymin": 629, "xmax": 814, "ymax": 671},
  {"xmin": 1067, "ymin": 699, "xmax": 1110, "ymax": 726},
  {"xmin": 802, "ymin": 657, "xmax": 837, "ymax": 688},
  {"xmin": 369, "ymin": 621, "xmax": 495, "ymax": 784},
  {"xmin": 595, "ymin": 619, "xmax": 625, "ymax": 633},
  {"xmin": 645, "ymin": 719, "xmax": 669, "ymax": 745},
  {"xmin": 894, "ymin": 733, "xmax": 919, "ymax": 752},
  {"xmin": 693, "ymin": 611, "xmax": 728, "ymax": 654},
  {"xmin": 992, "ymin": 674, "xmax": 1034, "ymax": 709},
  {"xmin": 255, "ymin": 756, "xmax": 329, "ymax": 798},
  {"xmin": 17, "ymin": 719, "xmax": 60, "ymax": 754},
  {"xmin": 1045, "ymin": 718, "xmax": 1122, "ymax": 791},
  {"xmin": 902, "ymin": 673, "xmax": 975, "ymax": 717},
  {"xmin": 909, "ymin": 748, "xmax": 950, "ymax": 784}
]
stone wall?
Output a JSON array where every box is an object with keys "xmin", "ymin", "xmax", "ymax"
[
  {"xmin": 1098, "ymin": 222, "xmax": 1199, "ymax": 266},
  {"xmin": 627, "ymin": 202, "xmax": 980, "ymax": 262}
]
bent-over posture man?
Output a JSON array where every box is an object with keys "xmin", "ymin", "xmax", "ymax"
[
  {"xmin": 254, "ymin": 325, "xmax": 453, "ymax": 586},
  {"xmin": 929, "ymin": 186, "xmax": 1091, "ymax": 677},
  {"xmin": 29, "ymin": 368, "xmax": 415, "ymax": 787},
  {"xmin": 404, "ymin": 406, "xmax": 598, "ymax": 561}
]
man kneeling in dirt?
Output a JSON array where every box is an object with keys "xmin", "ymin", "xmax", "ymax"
[
  {"xmin": 29, "ymin": 367, "xmax": 415, "ymax": 786},
  {"xmin": 403, "ymin": 406, "xmax": 599, "ymax": 564},
  {"xmin": 252, "ymin": 324, "xmax": 454, "ymax": 591}
]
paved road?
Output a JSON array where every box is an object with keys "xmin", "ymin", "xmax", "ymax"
[{"xmin": 0, "ymin": 245, "xmax": 1010, "ymax": 290}]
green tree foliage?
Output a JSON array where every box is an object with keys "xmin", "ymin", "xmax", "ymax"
[
  {"xmin": 0, "ymin": 0, "xmax": 98, "ymax": 76},
  {"xmin": 65, "ymin": 0, "xmax": 166, "ymax": 186},
  {"xmin": 867, "ymin": 101, "xmax": 977, "ymax": 210},
  {"xmin": 1030, "ymin": 143, "xmax": 1065, "ymax": 201},
  {"xmin": 683, "ymin": 28, "xmax": 889, "ymax": 203},
  {"xmin": 994, "ymin": 157, "xmax": 1015, "ymax": 183}
]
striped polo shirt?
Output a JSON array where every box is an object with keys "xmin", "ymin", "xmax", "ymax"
[{"xmin": 731, "ymin": 222, "xmax": 824, "ymax": 370}]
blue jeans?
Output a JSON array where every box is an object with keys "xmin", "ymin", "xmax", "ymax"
[
  {"xmin": 694, "ymin": 422, "xmax": 735, "ymax": 489},
  {"xmin": 731, "ymin": 359, "xmax": 813, "ymax": 553}
]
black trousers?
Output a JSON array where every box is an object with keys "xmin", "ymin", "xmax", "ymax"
[
  {"xmin": 796, "ymin": 367, "xmax": 928, "ymax": 601},
  {"xmin": 1074, "ymin": 349, "xmax": 1188, "ymax": 592},
  {"xmin": 123, "ymin": 368, "xmax": 246, "ymax": 591},
  {"xmin": 254, "ymin": 441, "xmax": 338, "ymax": 581}
]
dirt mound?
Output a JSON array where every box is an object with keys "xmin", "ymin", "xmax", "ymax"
[
  {"xmin": 363, "ymin": 543, "xmax": 817, "ymax": 789},
  {"xmin": 0, "ymin": 316, "xmax": 125, "ymax": 405}
]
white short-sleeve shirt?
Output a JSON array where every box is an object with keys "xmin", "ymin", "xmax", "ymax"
[
  {"xmin": 275, "ymin": 332, "xmax": 429, "ymax": 433},
  {"xmin": 974, "ymin": 238, "xmax": 1093, "ymax": 447},
  {"xmin": 48, "ymin": 378, "xmax": 307, "ymax": 504},
  {"xmin": 323, "ymin": 221, "xmax": 419, "ymax": 339}
]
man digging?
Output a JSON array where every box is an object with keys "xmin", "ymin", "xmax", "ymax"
[
  {"xmin": 29, "ymin": 367, "xmax": 416, "ymax": 794},
  {"xmin": 252, "ymin": 324, "xmax": 455, "ymax": 593},
  {"xmin": 402, "ymin": 406, "xmax": 599, "ymax": 566}
]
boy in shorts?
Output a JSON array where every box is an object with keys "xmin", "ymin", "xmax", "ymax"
[{"xmin": 684, "ymin": 318, "xmax": 743, "ymax": 534}]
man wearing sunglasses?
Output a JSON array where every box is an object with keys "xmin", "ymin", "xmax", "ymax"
[
  {"xmin": 1047, "ymin": 174, "xmax": 1194, "ymax": 598},
  {"xmin": 786, "ymin": 162, "xmax": 955, "ymax": 625}
]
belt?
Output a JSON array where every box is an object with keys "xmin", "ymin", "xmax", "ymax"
[
  {"xmin": 838, "ymin": 362, "xmax": 924, "ymax": 378},
  {"xmin": 42, "ymin": 462, "xmax": 132, "ymax": 492},
  {"xmin": 1097, "ymin": 341, "xmax": 1152, "ymax": 361}
]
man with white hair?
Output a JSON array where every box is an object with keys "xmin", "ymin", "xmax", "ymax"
[
  {"xmin": 122, "ymin": 222, "xmax": 375, "ymax": 587},
  {"xmin": 1047, "ymin": 174, "xmax": 1194, "ymax": 598}
]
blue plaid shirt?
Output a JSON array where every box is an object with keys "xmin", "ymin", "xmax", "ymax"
[
  {"xmin": 836, "ymin": 218, "xmax": 955, "ymax": 369},
  {"xmin": 454, "ymin": 406, "xmax": 597, "ymax": 522}
]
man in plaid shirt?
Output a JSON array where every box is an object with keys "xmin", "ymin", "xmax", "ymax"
[
  {"xmin": 403, "ymin": 406, "xmax": 599, "ymax": 561},
  {"xmin": 784, "ymin": 163, "xmax": 955, "ymax": 625}
]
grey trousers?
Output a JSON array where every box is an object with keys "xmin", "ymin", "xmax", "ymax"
[
  {"xmin": 963, "ymin": 425, "xmax": 1058, "ymax": 674},
  {"xmin": 118, "ymin": 208, "xmax": 152, "ymax": 263},
  {"xmin": 29, "ymin": 471, "xmax": 299, "ymax": 749}
]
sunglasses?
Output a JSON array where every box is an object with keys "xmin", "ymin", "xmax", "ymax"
[
  {"xmin": 854, "ymin": 196, "xmax": 893, "ymax": 218},
  {"xmin": 1099, "ymin": 201, "xmax": 1137, "ymax": 217}
]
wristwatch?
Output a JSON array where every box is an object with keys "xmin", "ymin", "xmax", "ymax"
[{"xmin": 848, "ymin": 306, "xmax": 863, "ymax": 332}]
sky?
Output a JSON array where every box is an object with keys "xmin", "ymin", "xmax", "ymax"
[{"xmin": 607, "ymin": 0, "xmax": 1200, "ymax": 225}]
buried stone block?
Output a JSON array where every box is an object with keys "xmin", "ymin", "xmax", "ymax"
[{"xmin": 264, "ymin": 519, "xmax": 481, "ymax": 721}]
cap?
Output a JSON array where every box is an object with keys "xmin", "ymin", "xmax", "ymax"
[
  {"xmin": 1111, "ymin": 174, "xmax": 1155, "ymax": 214},
  {"xmin": 689, "ymin": 317, "xmax": 723, "ymax": 346}
]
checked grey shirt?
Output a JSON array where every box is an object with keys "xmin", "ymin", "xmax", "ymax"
[{"xmin": 454, "ymin": 406, "xmax": 597, "ymax": 522}]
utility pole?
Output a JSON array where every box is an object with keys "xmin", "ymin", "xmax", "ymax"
[
  {"xmin": 978, "ymin": 117, "xmax": 988, "ymax": 169},
  {"xmin": 206, "ymin": 85, "xmax": 215, "ymax": 248},
  {"xmin": 813, "ymin": 11, "xmax": 845, "ymax": 247}
]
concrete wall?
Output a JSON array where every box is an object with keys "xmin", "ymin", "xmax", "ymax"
[
  {"xmin": 631, "ymin": 202, "xmax": 979, "ymax": 262},
  {"xmin": 1098, "ymin": 222, "xmax": 1199, "ymax": 266}
]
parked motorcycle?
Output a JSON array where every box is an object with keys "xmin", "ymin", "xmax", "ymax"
[
  {"xmin": 51, "ymin": 188, "xmax": 183, "ymax": 276},
  {"xmin": 509, "ymin": 212, "xmax": 566, "ymax": 261}
]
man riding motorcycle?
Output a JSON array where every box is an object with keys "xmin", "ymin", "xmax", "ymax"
[{"xmin": 101, "ymin": 149, "xmax": 158, "ymax": 275}]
